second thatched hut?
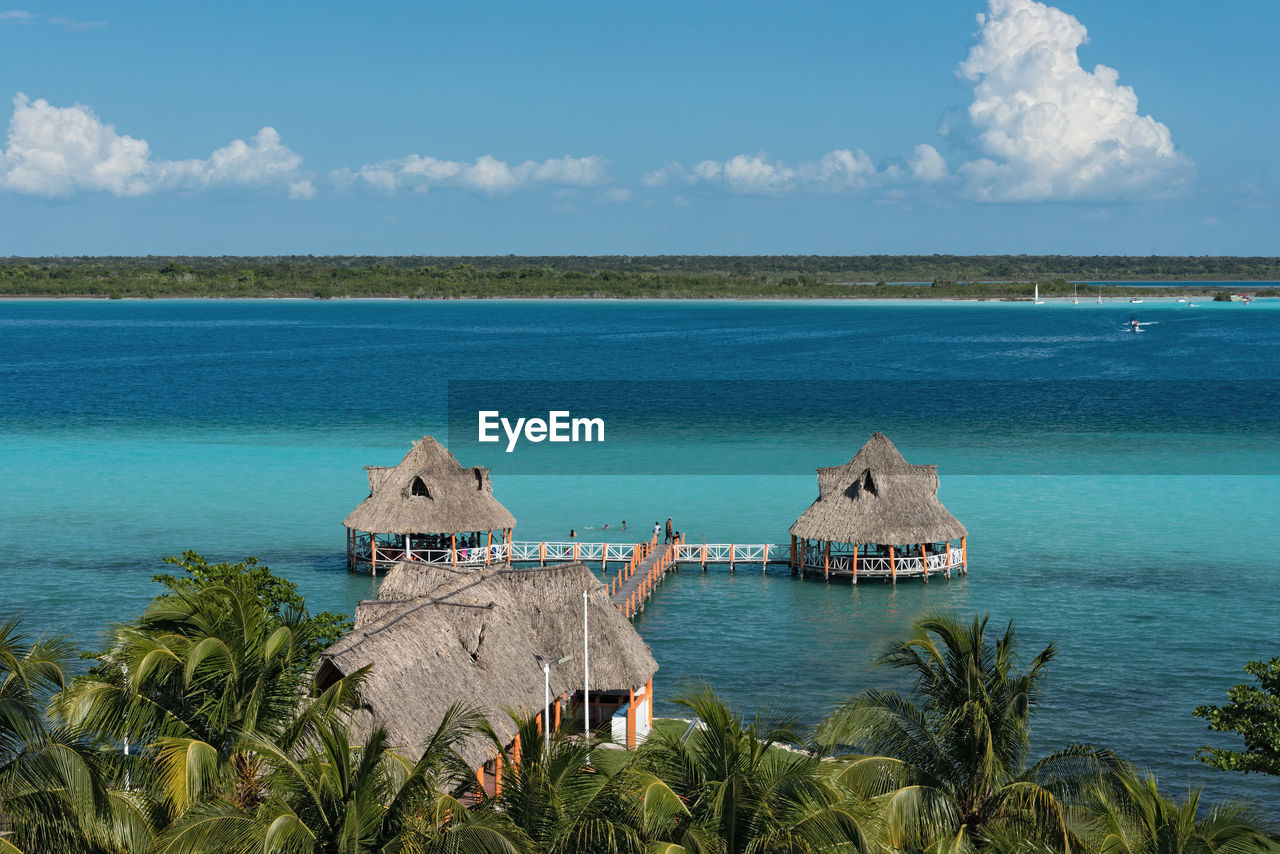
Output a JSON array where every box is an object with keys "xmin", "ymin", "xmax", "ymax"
[{"xmin": 789, "ymin": 432, "xmax": 968, "ymax": 582}]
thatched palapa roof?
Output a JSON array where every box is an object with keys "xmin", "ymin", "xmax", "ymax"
[
  {"xmin": 789, "ymin": 432, "xmax": 967, "ymax": 545},
  {"xmin": 343, "ymin": 436, "xmax": 516, "ymax": 535},
  {"xmin": 316, "ymin": 560, "xmax": 657, "ymax": 769}
]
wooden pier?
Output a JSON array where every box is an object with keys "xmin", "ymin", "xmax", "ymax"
[{"xmin": 604, "ymin": 537, "xmax": 678, "ymax": 620}]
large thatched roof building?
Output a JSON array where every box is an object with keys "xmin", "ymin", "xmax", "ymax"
[
  {"xmin": 317, "ymin": 560, "xmax": 658, "ymax": 788},
  {"xmin": 344, "ymin": 436, "xmax": 517, "ymax": 574},
  {"xmin": 789, "ymin": 432, "xmax": 968, "ymax": 582}
]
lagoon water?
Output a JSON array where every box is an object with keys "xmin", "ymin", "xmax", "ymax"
[{"xmin": 1, "ymin": 298, "xmax": 1278, "ymax": 811}]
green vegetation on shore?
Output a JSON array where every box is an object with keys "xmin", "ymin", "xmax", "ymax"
[
  {"xmin": 2, "ymin": 255, "xmax": 1279, "ymax": 299},
  {"xmin": 0, "ymin": 554, "xmax": 1274, "ymax": 853}
]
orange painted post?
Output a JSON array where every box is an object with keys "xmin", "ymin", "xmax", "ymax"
[
  {"xmin": 702, "ymin": 543, "xmax": 707, "ymax": 571},
  {"xmin": 602, "ymin": 544, "xmax": 608, "ymax": 571},
  {"xmin": 889, "ymin": 545, "xmax": 897, "ymax": 582},
  {"xmin": 961, "ymin": 536, "xmax": 967, "ymax": 572},
  {"xmin": 729, "ymin": 544, "xmax": 735, "ymax": 573},
  {"xmin": 512, "ymin": 734, "xmax": 521, "ymax": 770},
  {"xmin": 495, "ymin": 752, "xmax": 503, "ymax": 795},
  {"xmin": 852, "ymin": 545, "xmax": 858, "ymax": 584},
  {"xmin": 646, "ymin": 677, "xmax": 654, "ymax": 726},
  {"xmin": 451, "ymin": 534, "xmax": 457, "ymax": 567},
  {"xmin": 574, "ymin": 541, "xmax": 580, "ymax": 561},
  {"xmin": 540, "ymin": 541, "xmax": 546, "ymax": 566},
  {"xmin": 945, "ymin": 539, "xmax": 952, "ymax": 575},
  {"xmin": 477, "ymin": 765, "xmax": 485, "ymax": 795},
  {"xmin": 486, "ymin": 530, "xmax": 493, "ymax": 566},
  {"xmin": 921, "ymin": 543, "xmax": 930, "ymax": 583},
  {"xmin": 626, "ymin": 687, "xmax": 637, "ymax": 749},
  {"xmin": 824, "ymin": 541, "xmax": 830, "ymax": 579},
  {"xmin": 554, "ymin": 696, "xmax": 561, "ymax": 730}
]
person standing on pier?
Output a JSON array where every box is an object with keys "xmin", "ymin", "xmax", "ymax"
[
  {"xmin": 665, "ymin": 517, "xmax": 674, "ymax": 543},
  {"xmin": 653, "ymin": 521, "xmax": 661, "ymax": 540}
]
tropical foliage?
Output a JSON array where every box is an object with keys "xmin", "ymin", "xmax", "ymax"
[
  {"xmin": 815, "ymin": 613, "xmax": 1124, "ymax": 853},
  {"xmin": 2, "ymin": 560, "xmax": 1274, "ymax": 854},
  {"xmin": 1193, "ymin": 657, "xmax": 1280, "ymax": 778}
]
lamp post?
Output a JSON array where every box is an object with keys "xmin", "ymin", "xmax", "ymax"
[
  {"xmin": 583, "ymin": 590, "xmax": 590, "ymax": 744},
  {"xmin": 542, "ymin": 653, "xmax": 571, "ymax": 756}
]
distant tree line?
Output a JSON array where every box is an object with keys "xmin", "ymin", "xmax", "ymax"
[{"xmin": 1, "ymin": 255, "xmax": 1278, "ymax": 299}]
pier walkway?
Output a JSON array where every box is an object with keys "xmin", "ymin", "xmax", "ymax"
[
  {"xmin": 604, "ymin": 539, "xmax": 676, "ymax": 620},
  {"xmin": 349, "ymin": 536, "xmax": 966, "ymax": 611}
]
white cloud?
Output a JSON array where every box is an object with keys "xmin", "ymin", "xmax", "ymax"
[
  {"xmin": 956, "ymin": 0, "xmax": 1192, "ymax": 201},
  {"xmin": 48, "ymin": 16, "xmax": 106, "ymax": 30},
  {"xmin": 0, "ymin": 9, "xmax": 35, "ymax": 21},
  {"xmin": 604, "ymin": 187, "xmax": 631, "ymax": 202},
  {"xmin": 288, "ymin": 179, "xmax": 317, "ymax": 200},
  {"xmin": 0, "ymin": 93, "xmax": 313, "ymax": 198},
  {"xmin": 653, "ymin": 148, "xmax": 909, "ymax": 196},
  {"xmin": 908, "ymin": 144, "xmax": 949, "ymax": 183},
  {"xmin": 335, "ymin": 152, "xmax": 610, "ymax": 195}
]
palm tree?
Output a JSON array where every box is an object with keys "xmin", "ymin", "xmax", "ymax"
[
  {"xmin": 638, "ymin": 686, "xmax": 876, "ymax": 854},
  {"xmin": 0, "ymin": 619, "xmax": 130, "ymax": 853},
  {"xmin": 815, "ymin": 612, "xmax": 1118, "ymax": 853},
  {"xmin": 55, "ymin": 574, "xmax": 360, "ymax": 823},
  {"xmin": 157, "ymin": 704, "xmax": 523, "ymax": 854},
  {"xmin": 485, "ymin": 710, "xmax": 654, "ymax": 854},
  {"xmin": 1080, "ymin": 770, "xmax": 1271, "ymax": 854}
]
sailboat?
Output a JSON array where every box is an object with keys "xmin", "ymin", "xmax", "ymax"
[
  {"xmin": 1097, "ymin": 286, "xmax": 1104, "ymax": 304},
  {"xmin": 1073, "ymin": 285, "xmax": 1079, "ymax": 305},
  {"xmin": 1033, "ymin": 284, "xmax": 1045, "ymax": 305}
]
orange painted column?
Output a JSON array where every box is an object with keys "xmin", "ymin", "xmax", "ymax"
[
  {"xmin": 512, "ymin": 733, "xmax": 521, "ymax": 769},
  {"xmin": 486, "ymin": 530, "xmax": 493, "ymax": 565},
  {"xmin": 852, "ymin": 545, "xmax": 858, "ymax": 582},
  {"xmin": 554, "ymin": 696, "xmax": 561, "ymax": 730},
  {"xmin": 889, "ymin": 545, "xmax": 896, "ymax": 580},
  {"xmin": 961, "ymin": 536, "xmax": 967, "ymax": 569},
  {"xmin": 626, "ymin": 687, "xmax": 637, "ymax": 749},
  {"xmin": 476, "ymin": 765, "xmax": 485, "ymax": 795},
  {"xmin": 452, "ymin": 534, "xmax": 457, "ymax": 567},
  {"xmin": 495, "ymin": 752, "xmax": 503, "ymax": 795},
  {"xmin": 824, "ymin": 541, "xmax": 830, "ymax": 578},
  {"xmin": 646, "ymin": 677, "xmax": 654, "ymax": 726}
]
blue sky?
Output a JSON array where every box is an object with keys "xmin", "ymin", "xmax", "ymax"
[{"xmin": 0, "ymin": 0, "xmax": 1276, "ymax": 255}]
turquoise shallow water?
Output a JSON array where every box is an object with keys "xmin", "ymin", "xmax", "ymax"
[{"xmin": 1, "ymin": 298, "xmax": 1278, "ymax": 811}]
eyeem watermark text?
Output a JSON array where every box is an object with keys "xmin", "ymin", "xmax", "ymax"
[{"xmin": 478, "ymin": 410, "xmax": 605, "ymax": 452}]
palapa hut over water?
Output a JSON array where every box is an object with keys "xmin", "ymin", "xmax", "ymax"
[
  {"xmin": 789, "ymin": 432, "xmax": 968, "ymax": 583},
  {"xmin": 344, "ymin": 436, "xmax": 516, "ymax": 574},
  {"xmin": 316, "ymin": 560, "xmax": 658, "ymax": 796}
]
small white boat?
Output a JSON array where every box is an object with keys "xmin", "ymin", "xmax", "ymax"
[
  {"xmin": 1033, "ymin": 284, "xmax": 1045, "ymax": 305},
  {"xmin": 1129, "ymin": 297, "xmax": 1144, "ymax": 304},
  {"xmin": 1176, "ymin": 297, "xmax": 1188, "ymax": 303},
  {"xmin": 1073, "ymin": 285, "xmax": 1079, "ymax": 305},
  {"xmin": 1097, "ymin": 286, "xmax": 1104, "ymax": 304}
]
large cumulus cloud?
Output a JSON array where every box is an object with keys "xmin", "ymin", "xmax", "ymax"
[{"xmin": 955, "ymin": 0, "xmax": 1192, "ymax": 201}]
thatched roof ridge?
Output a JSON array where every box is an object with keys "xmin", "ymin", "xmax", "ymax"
[
  {"xmin": 343, "ymin": 436, "xmax": 516, "ymax": 535},
  {"xmin": 790, "ymin": 432, "xmax": 967, "ymax": 544},
  {"xmin": 317, "ymin": 561, "xmax": 657, "ymax": 768}
]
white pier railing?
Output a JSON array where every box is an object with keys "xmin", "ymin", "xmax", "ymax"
[{"xmin": 350, "ymin": 536, "xmax": 966, "ymax": 580}]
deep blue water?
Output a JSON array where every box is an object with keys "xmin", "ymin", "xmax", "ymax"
[{"xmin": 1, "ymin": 298, "xmax": 1277, "ymax": 812}]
